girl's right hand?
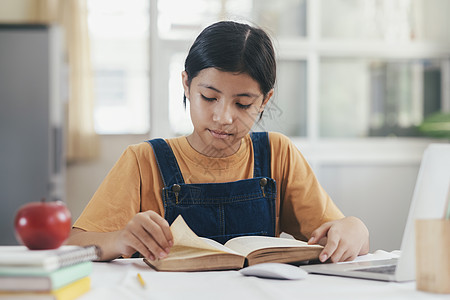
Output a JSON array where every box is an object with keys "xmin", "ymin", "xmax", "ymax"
[{"xmin": 114, "ymin": 210, "xmax": 173, "ymax": 260}]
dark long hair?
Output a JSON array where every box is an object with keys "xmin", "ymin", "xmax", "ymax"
[{"xmin": 183, "ymin": 21, "xmax": 276, "ymax": 107}]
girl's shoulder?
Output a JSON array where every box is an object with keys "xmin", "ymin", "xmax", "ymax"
[
  {"xmin": 267, "ymin": 131, "xmax": 307, "ymax": 162},
  {"xmin": 125, "ymin": 136, "xmax": 187, "ymax": 162},
  {"xmin": 267, "ymin": 131, "xmax": 295, "ymax": 149},
  {"xmin": 116, "ymin": 142, "xmax": 153, "ymax": 165},
  {"xmin": 268, "ymin": 131, "xmax": 290, "ymax": 142},
  {"xmin": 127, "ymin": 136, "xmax": 183, "ymax": 152},
  {"xmin": 127, "ymin": 140, "xmax": 152, "ymax": 152}
]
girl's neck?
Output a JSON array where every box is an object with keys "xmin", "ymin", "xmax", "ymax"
[{"xmin": 186, "ymin": 134, "xmax": 242, "ymax": 158}]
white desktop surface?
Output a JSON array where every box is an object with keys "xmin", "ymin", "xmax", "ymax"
[{"xmin": 78, "ymin": 252, "xmax": 449, "ymax": 300}]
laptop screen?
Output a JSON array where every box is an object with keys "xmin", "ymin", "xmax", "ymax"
[{"xmin": 395, "ymin": 144, "xmax": 450, "ymax": 281}]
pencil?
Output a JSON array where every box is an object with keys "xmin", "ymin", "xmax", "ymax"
[{"xmin": 137, "ymin": 273, "xmax": 146, "ymax": 288}]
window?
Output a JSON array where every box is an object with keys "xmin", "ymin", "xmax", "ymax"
[
  {"xmin": 168, "ymin": 53, "xmax": 192, "ymax": 135},
  {"xmin": 154, "ymin": 0, "xmax": 450, "ymax": 138},
  {"xmin": 159, "ymin": 0, "xmax": 308, "ymax": 136},
  {"xmin": 87, "ymin": 0, "xmax": 150, "ymax": 134},
  {"xmin": 319, "ymin": 58, "xmax": 448, "ymax": 138}
]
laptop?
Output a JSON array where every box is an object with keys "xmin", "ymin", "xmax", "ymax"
[{"xmin": 301, "ymin": 143, "xmax": 450, "ymax": 282}]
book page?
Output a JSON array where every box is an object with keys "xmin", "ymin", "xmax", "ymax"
[
  {"xmin": 162, "ymin": 246, "xmax": 227, "ymax": 260},
  {"xmin": 199, "ymin": 237, "xmax": 241, "ymax": 255},
  {"xmin": 224, "ymin": 236, "xmax": 322, "ymax": 257},
  {"xmin": 170, "ymin": 215, "xmax": 237, "ymax": 255}
]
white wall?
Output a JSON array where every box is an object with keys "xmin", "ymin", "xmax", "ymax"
[
  {"xmin": 318, "ymin": 163, "xmax": 419, "ymax": 252},
  {"xmin": 66, "ymin": 134, "xmax": 149, "ymax": 222},
  {"xmin": 296, "ymin": 138, "xmax": 436, "ymax": 251}
]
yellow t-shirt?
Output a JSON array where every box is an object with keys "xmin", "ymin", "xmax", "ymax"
[{"xmin": 73, "ymin": 132, "xmax": 344, "ymax": 241}]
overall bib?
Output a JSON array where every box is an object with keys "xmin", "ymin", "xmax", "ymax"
[{"xmin": 147, "ymin": 132, "xmax": 276, "ymax": 244}]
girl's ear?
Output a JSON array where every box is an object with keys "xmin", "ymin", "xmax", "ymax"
[
  {"xmin": 182, "ymin": 71, "xmax": 190, "ymax": 101},
  {"xmin": 259, "ymin": 89, "xmax": 274, "ymax": 113}
]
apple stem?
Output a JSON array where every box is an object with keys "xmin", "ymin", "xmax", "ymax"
[{"xmin": 41, "ymin": 197, "xmax": 46, "ymax": 203}]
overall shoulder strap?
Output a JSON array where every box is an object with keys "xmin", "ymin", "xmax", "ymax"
[
  {"xmin": 250, "ymin": 132, "xmax": 271, "ymax": 178},
  {"xmin": 147, "ymin": 139, "xmax": 185, "ymax": 187}
]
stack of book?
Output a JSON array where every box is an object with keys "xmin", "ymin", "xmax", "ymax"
[{"xmin": 0, "ymin": 245, "xmax": 100, "ymax": 300}]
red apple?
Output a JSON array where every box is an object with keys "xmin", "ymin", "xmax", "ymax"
[{"xmin": 14, "ymin": 199, "xmax": 72, "ymax": 250}]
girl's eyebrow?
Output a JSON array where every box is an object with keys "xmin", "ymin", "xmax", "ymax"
[{"xmin": 198, "ymin": 83, "xmax": 260, "ymax": 98}]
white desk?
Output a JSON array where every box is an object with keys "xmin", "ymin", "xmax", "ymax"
[{"xmin": 79, "ymin": 255, "xmax": 449, "ymax": 300}]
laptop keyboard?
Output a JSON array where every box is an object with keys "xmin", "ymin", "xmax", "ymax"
[{"xmin": 354, "ymin": 264, "xmax": 397, "ymax": 275}]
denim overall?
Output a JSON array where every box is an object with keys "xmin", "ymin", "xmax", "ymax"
[{"xmin": 147, "ymin": 132, "xmax": 276, "ymax": 244}]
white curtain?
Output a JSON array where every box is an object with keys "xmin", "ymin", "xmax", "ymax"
[{"xmin": 32, "ymin": 0, "xmax": 99, "ymax": 162}]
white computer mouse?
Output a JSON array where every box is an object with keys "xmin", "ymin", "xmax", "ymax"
[{"xmin": 239, "ymin": 263, "xmax": 308, "ymax": 280}]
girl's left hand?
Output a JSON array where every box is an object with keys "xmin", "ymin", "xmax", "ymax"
[{"xmin": 308, "ymin": 216, "xmax": 369, "ymax": 263}]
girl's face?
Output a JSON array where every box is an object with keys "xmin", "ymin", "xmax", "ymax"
[{"xmin": 183, "ymin": 67, "xmax": 273, "ymax": 158}]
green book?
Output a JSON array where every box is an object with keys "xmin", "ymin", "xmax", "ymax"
[{"xmin": 0, "ymin": 261, "xmax": 92, "ymax": 292}]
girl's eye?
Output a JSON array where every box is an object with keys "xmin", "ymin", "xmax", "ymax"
[
  {"xmin": 201, "ymin": 95, "xmax": 216, "ymax": 102},
  {"xmin": 236, "ymin": 103, "xmax": 251, "ymax": 110}
]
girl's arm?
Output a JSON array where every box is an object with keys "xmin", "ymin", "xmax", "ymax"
[{"xmin": 66, "ymin": 210, "xmax": 173, "ymax": 261}]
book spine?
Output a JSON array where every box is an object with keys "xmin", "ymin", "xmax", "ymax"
[
  {"xmin": 0, "ymin": 262, "xmax": 93, "ymax": 292},
  {"xmin": 49, "ymin": 262, "xmax": 93, "ymax": 290},
  {"xmin": 0, "ymin": 260, "xmax": 92, "ymax": 276},
  {"xmin": 0, "ymin": 277, "xmax": 91, "ymax": 299},
  {"xmin": 52, "ymin": 276, "xmax": 91, "ymax": 300}
]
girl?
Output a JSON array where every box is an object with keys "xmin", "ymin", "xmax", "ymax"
[{"xmin": 67, "ymin": 21, "xmax": 369, "ymax": 263}]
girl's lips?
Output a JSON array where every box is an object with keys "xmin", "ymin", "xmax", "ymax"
[{"xmin": 209, "ymin": 129, "xmax": 231, "ymax": 139}]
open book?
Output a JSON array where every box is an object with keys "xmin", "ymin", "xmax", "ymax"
[{"xmin": 144, "ymin": 215, "xmax": 323, "ymax": 272}]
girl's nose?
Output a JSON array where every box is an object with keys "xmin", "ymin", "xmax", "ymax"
[{"xmin": 213, "ymin": 102, "xmax": 233, "ymax": 125}]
